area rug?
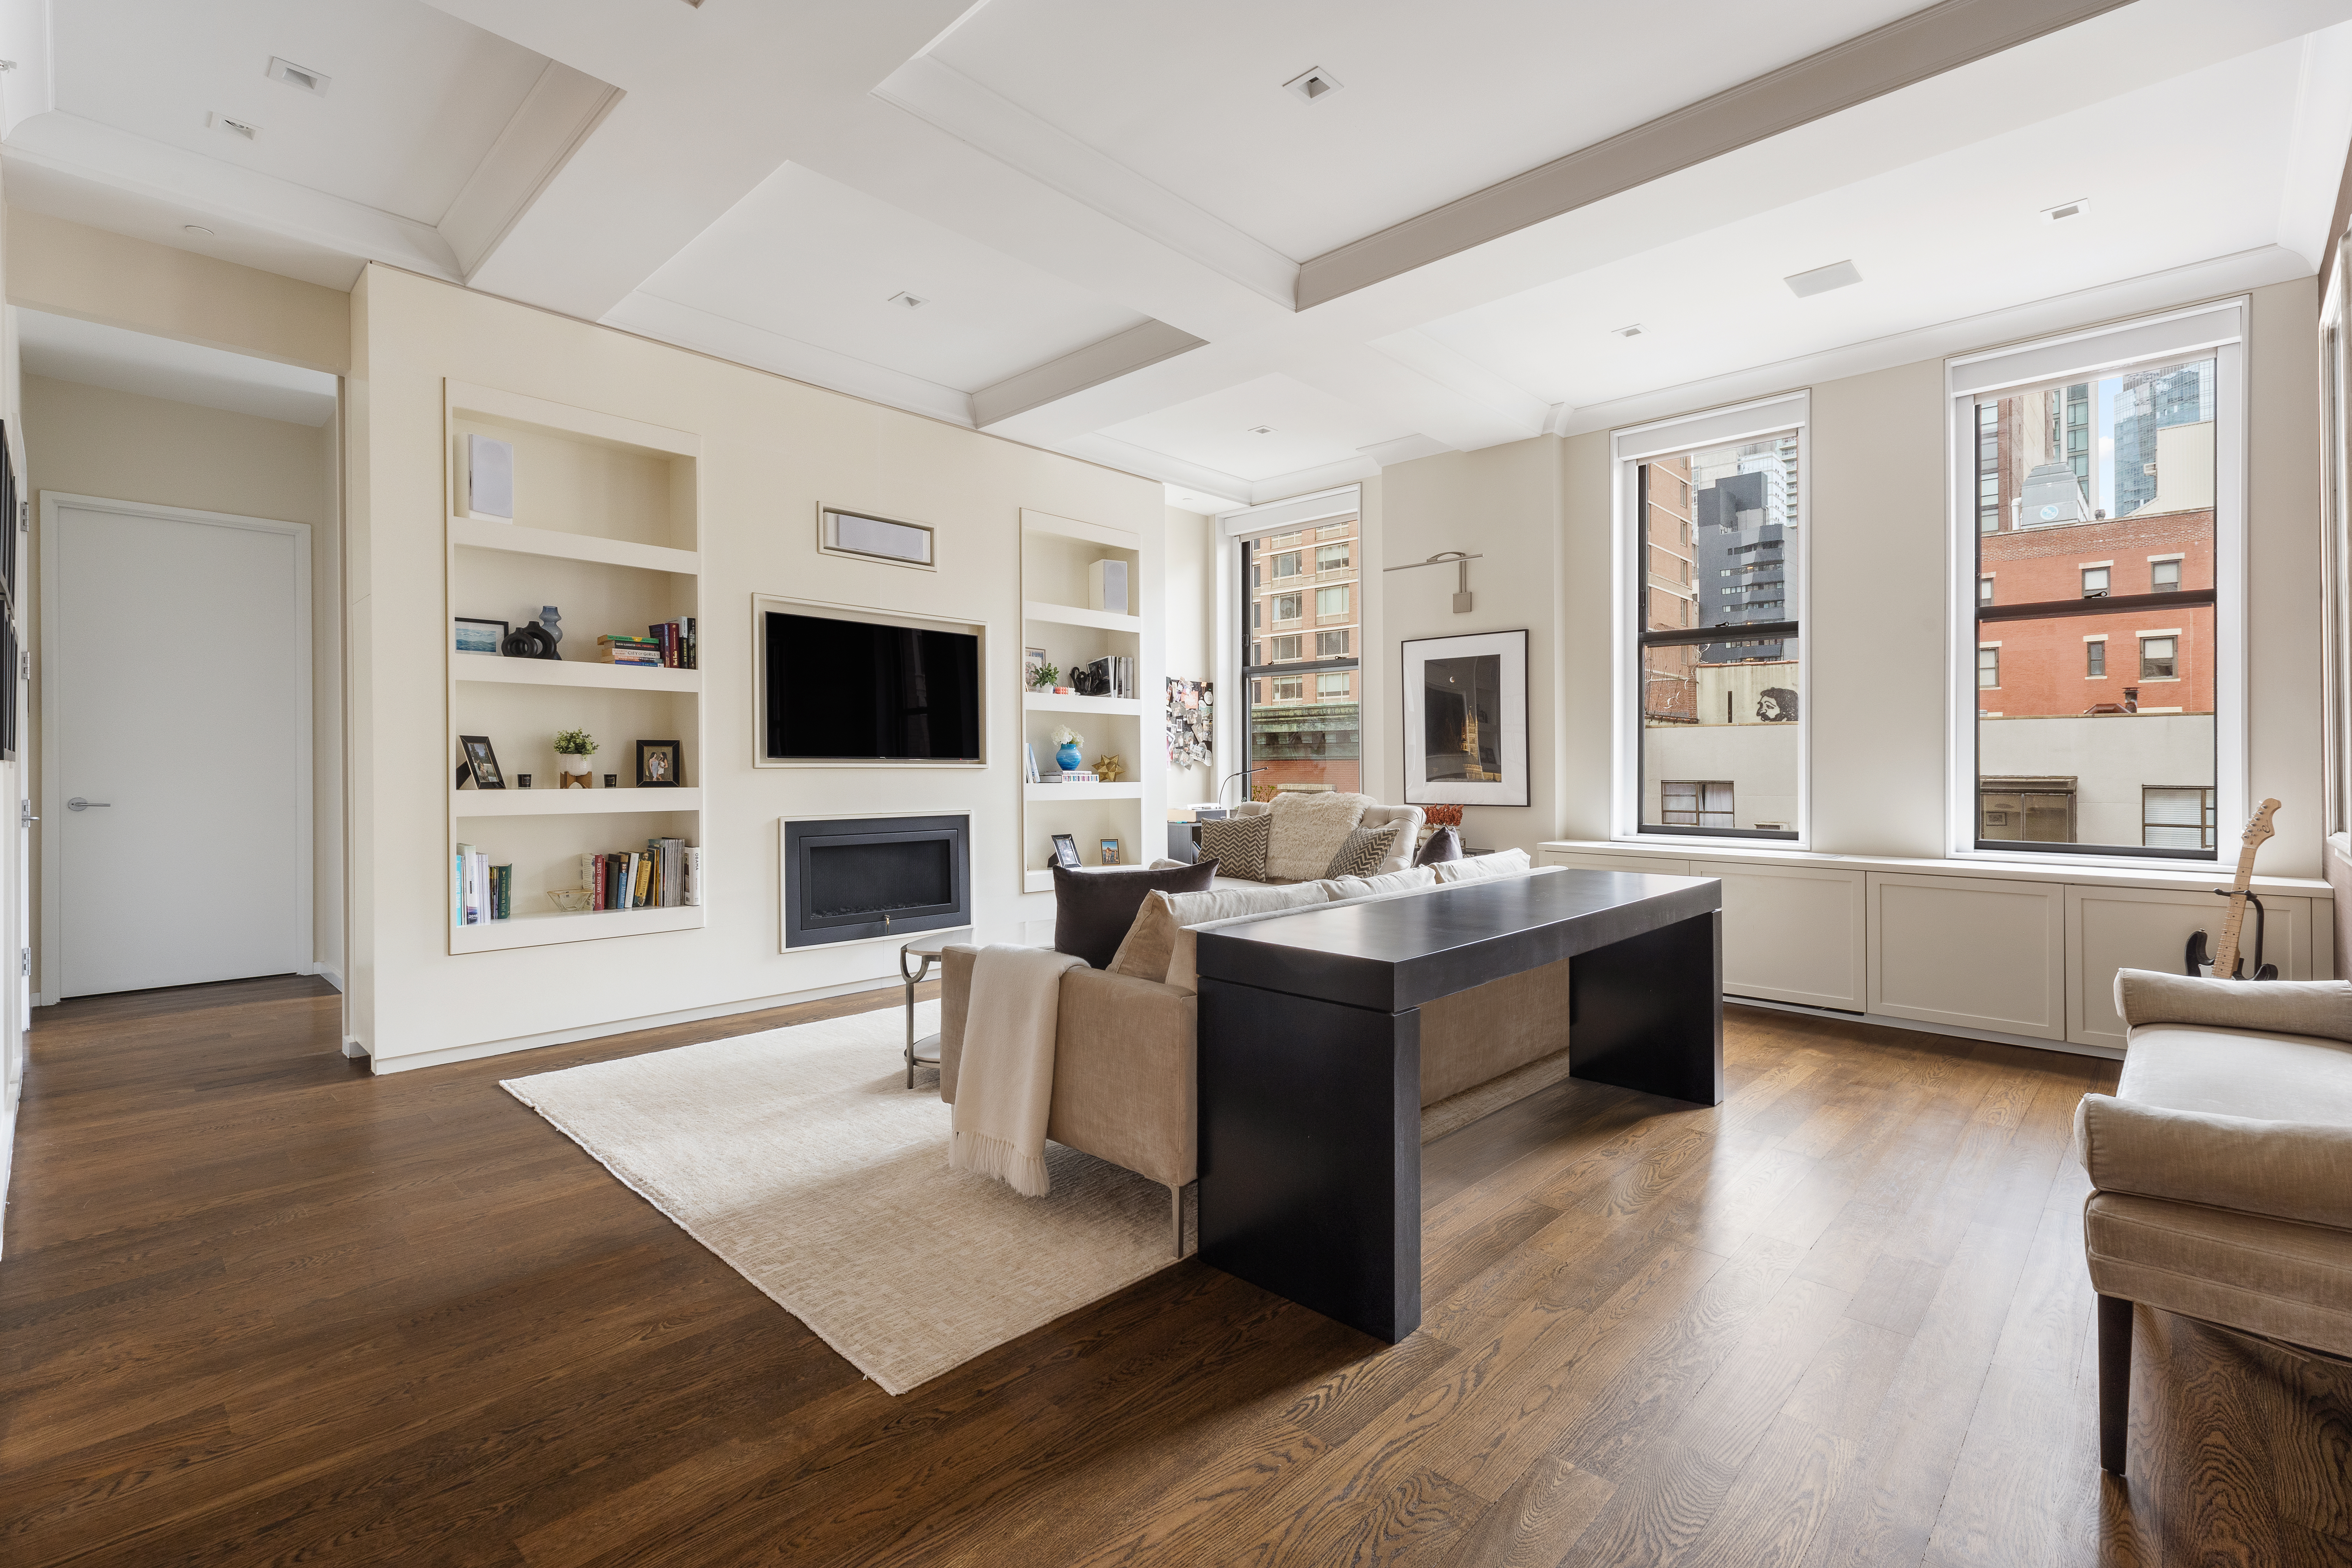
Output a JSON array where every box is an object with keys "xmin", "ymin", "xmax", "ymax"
[{"xmin": 501, "ymin": 1002, "xmax": 1188, "ymax": 1395}]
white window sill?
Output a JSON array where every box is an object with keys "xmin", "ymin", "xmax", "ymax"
[{"xmin": 1555, "ymin": 837, "xmax": 2326, "ymax": 897}]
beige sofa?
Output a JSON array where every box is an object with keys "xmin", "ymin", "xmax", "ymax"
[
  {"xmin": 1208, "ymin": 799, "xmax": 1426, "ymax": 881},
  {"xmin": 2076, "ymin": 968, "xmax": 2352, "ymax": 1477},
  {"xmin": 939, "ymin": 860, "xmax": 1558, "ymax": 1251}
]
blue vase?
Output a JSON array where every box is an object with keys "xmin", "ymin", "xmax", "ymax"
[{"xmin": 1056, "ymin": 741, "xmax": 1083, "ymax": 773}]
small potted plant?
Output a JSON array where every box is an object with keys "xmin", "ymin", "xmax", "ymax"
[
  {"xmin": 554, "ymin": 728, "xmax": 598, "ymax": 788},
  {"xmin": 1051, "ymin": 726, "xmax": 1085, "ymax": 774},
  {"xmin": 1027, "ymin": 660, "xmax": 1060, "ymax": 692}
]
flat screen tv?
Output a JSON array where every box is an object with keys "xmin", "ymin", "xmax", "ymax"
[{"xmin": 764, "ymin": 610, "xmax": 981, "ymax": 762}]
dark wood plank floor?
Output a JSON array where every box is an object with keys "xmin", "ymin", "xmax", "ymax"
[{"xmin": 4, "ymin": 977, "xmax": 2347, "ymax": 1566}]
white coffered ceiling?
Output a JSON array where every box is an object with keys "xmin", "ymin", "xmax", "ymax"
[{"xmin": 7, "ymin": 0, "xmax": 2352, "ymax": 505}]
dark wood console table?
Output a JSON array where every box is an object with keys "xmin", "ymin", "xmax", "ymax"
[{"xmin": 1194, "ymin": 870, "xmax": 1722, "ymax": 1343}]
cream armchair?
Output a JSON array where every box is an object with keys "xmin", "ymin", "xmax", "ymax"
[{"xmin": 2076, "ymin": 969, "xmax": 2352, "ymax": 1477}]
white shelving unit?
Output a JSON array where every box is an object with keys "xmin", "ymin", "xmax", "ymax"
[
  {"xmin": 446, "ymin": 380, "xmax": 705, "ymax": 951},
  {"xmin": 1020, "ymin": 508, "xmax": 1153, "ymax": 888}
]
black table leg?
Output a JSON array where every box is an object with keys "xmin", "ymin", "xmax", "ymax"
[
  {"xmin": 1196, "ymin": 976, "xmax": 1421, "ymax": 1343},
  {"xmin": 1567, "ymin": 909, "xmax": 1723, "ymax": 1106}
]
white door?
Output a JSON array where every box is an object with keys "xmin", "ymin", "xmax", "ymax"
[{"xmin": 46, "ymin": 496, "xmax": 308, "ymax": 996}]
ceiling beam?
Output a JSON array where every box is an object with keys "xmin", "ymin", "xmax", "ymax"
[
  {"xmin": 1294, "ymin": 0, "xmax": 2137, "ymax": 311},
  {"xmin": 972, "ymin": 318, "xmax": 1207, "ymax": 429}
]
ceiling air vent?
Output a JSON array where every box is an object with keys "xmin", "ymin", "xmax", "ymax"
[
  {"xmin": 206, "ymin": 112, "xmax": 260, "ymax": 140},
  {"xmin": 1784, "ymin": 259, "xmax": 1862, "ymax": 299},
  {"xmin": 2041, "ymin": 198, "xmax": 2090, "ymax": 224},
  {"xmin": 1284, "ymin": 67, "xmax": 1342, "ymax": 103},
  {"xmin": 265, "ymin": 56, "xmax": 329, "ymax": 95}
]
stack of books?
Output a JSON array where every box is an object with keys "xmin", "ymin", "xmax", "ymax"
[
  {"xmin": 1051, "ymin": 769, "xmax": 1101, "ymax": 785},
  {"xmin": 598, "ymin": 634, "xmax": 663, "ymax": 666},
  {"xmin": 648, "ymin": 618, "xmax": 697, "ymax": 668},
  {"xmin": 453, "ymin": 843, "xmax": 512, "ymax": 923},
  {"xmin": 576, "ymin": 838, "xmax": 700, "ymax": 909}
]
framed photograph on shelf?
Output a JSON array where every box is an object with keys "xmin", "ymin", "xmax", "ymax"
[
  {"xmin": 457, "ymin": 734, "xmax": 506, "ymax": 790},
  {"xmin": 1099, "ymin": 837, "xmax": 1123, "ymax": 866},
  {"xmin": 1025, "ymin": 646, "xmax": 1049, "ymax": 686},
  {"xmin": 1401, "ymin": 629, "xmax": 1530, "ymax": 807},
  {"xmin": 635, "ymin": 739, "xmax": 682, "ymax": 787},
  {"xmin": 453, "ymin": 616, "xmax": 507, "ymax": 655},
  {"xmin": 1049, "ymin": 833, "xmax": 1083, "ymax": 870}
]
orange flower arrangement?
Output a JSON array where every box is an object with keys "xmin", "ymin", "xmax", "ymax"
[{"xmin": 1422, "ymin": 803, "xmax": 1464, "ymax": 828}]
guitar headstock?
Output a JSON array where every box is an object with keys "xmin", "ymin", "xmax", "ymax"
[{"xmin": 2244, "ymin": 798, "xmax": 2281, "ymax": 850}]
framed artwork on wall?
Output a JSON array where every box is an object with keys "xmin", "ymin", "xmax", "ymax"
[{"xmin": 1401, "ymin": 629, "xmax": 1530, "ymax": 808}]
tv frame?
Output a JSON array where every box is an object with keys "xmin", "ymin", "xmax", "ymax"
[{"xmin": 751, "ymin": 593, "xmax": 989, "ymax": 769}]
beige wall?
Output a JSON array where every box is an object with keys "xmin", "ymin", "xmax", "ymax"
[
  {"xmin": 7, "ymin": 209, "xmax": 348, "ymax": 374},
  {"xmin": 1162, "ymin": 505, "xmax": 1214, "ymax": 807},
  {"xmin": 1380, "ymin": 278, "xmax": 2325, "ymax": 880},
  {"xmin": 21, "ymin": 374, "xmax": 343, "ymax": 990},
  {"xmin": 349, "ymin": 264, "xmax": 1163, "ymax": 1067}
]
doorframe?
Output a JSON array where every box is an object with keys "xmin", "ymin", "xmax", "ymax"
[{"xmin": 38, "ymin": 492, "xmax": 313, "ymax": 1002}]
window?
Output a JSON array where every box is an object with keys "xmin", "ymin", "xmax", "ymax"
[
  {"xmin": 2143, "ymin": 786, "xmax": 2217, "ymax": 849},
  {"xmin": 1661, "ymin": 780, "xmax": 1735, "ymax": 828},
  {"xmin": 1954, "ymin": 301, "xmax": 2236, "ymax": 861},
  {"xmin": 1979, "ymin": 577, "xmax": 1994, "ymax": 606},
  {"xmin": 1620, "ymin": 398, "xmax": 1803, "ymax": 842},
  {"xmin": 1238, "ymin": 508, "xmax": 1361, "ymax": 798}
]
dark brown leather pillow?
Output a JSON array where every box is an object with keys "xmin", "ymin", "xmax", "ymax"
[
  {"xmin": 1051, "ymin": 860, "xmax": 1219, "ymax": 969},
  {"xmin": 1414, "ymin": 826, "xmax": 1463, "ymax": 867}
]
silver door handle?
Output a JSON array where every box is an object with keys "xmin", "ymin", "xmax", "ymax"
[{"xmin": 66, "ymin": 797, "xmax": 109, "ymax": 811}]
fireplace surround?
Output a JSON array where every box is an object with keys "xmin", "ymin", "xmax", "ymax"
[{"xmin": 783, "ymin": 814, "xmax": 970, "ymax": 948}]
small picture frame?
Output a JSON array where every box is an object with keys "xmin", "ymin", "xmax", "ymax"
[
  {"xmin": 454, "ymin": 616, "xmax": 507, "ymax": 656},
  {"xmin": 1050, "ymin": 833, "xmax": 1083, "ymax": 870},
  {"xmin": 458, "ymin": 734, "xmax": 505, "ymax": 790},
  {"xmin": 635, "ymin": 739, "xmax": 682, "ymax": 787},
  {"xmin": 1025, "ymin": 646, "xmax": 1049, "ymax": 684},
  {"xmin": 1099, "ymin": 837, "xmax": 1123, "ymax": 866}
]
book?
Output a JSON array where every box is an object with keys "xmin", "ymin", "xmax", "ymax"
[
  {"xmin": 681, "ymin": 616, "xmax": 696, "ymax": 671},
  {"xmin": 684, "ymin": 845, "xmax": 702, "ymax": 906},
  {"xmin": 1023, "ymin": 742, "xmax": 1039, "ymax": 783}
]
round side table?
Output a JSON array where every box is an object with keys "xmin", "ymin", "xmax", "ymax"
[{"xmin": 898, "ymin": 931, "xmax": 965, "ymax": 1088}]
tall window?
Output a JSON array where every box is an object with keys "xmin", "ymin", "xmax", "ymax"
[
  {"xmin": 1620, "ymin": 398, "xmax": 1805, "ymax": 841},
  {"xmin": 1239, "ymin": 512, "xmax": 1360, "ymax": 799},
  {"xmin": 1954, "ymin": 301, "xmax": 2241, "ymax": 860}
]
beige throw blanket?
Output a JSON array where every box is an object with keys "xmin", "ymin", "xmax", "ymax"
[{"xmin": 951, "ymin": 945, "xmax": 1087, "ymax": 1196}]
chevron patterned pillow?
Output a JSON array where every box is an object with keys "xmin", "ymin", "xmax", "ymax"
[
  {"xmin": 1324, "ymin": 822, "xmax": 1405, "ymax": 879},
  {"xmin": 1196, "ymin": 814, "xmax": 1271, "ymax": 882}
]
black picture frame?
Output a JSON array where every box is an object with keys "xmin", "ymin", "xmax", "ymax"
[
  {"xmin": 636, "ymin": 738, "xmax": 682, "ymax": 787},
  {"xmin": 1050, "ymin": 833, "xmax": 1083, "ymax": 870},
  {"xmin": 454, "ymin": 616, "xmax": 508, "ymax": 656},
  {"xmin": 458, "ymin": 734, "xmax": 505, "ymax": 790}
]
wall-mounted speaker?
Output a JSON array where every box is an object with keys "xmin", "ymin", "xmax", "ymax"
[{"xmin": 1089, "ymin": 558, "xmax": 1128, "ymax": 615}]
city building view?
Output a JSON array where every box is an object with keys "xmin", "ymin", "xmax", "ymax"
[
  {"xmin": 1638, "ymin": 432, "xmax": 1803, "ymax": 835},
  {"xmin": 1240, "ymin": 515, "xmax": 1361, "ymax": 796},
  {"xmin": 1975, "ymin": 356, "xmax": 2217, "ymax": 850}
]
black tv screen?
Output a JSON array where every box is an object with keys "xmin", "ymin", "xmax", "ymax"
[{"xmin": 764, "ymin": 611, "xmax": 981, "ymax": 761}]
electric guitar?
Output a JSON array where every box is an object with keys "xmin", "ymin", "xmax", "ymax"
[{"xmin": 2184, "ymin": 798, "xmax": 2281, "ymax": 980}]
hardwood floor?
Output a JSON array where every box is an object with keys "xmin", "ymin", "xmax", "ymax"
[{"xmin": 3, "ymin": 978, "xmax": 2347, "ymax": 1566}]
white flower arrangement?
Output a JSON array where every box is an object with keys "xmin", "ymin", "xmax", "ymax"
[{"xmin": 1050, "ymin": 725, "xmax": 1083, "ymax": 748}]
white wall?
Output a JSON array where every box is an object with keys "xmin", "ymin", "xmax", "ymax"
[
  {"xmin": 20, "ymin": 373, "xmax": 342, "ymax": 991},
  {"xmin": 1979, "ymin": 714, "xmax": 2215, "ymax": 847},
  {"xmin": 1162, "ymin": 504, "xmax": 1214, "ymax": 808},
  {"xmin": 348, "ymin": 265, "xmax": 1164, "ymax": 1068}
]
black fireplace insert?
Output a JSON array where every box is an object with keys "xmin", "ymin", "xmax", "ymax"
[{"xmin": 784, "ymin": 814, "xmax": 969, "ymax": 948}]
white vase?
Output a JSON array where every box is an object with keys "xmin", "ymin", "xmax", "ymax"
[{"xmin": 560, "ymin": 754, "xmax": 592, "ymax": 775}]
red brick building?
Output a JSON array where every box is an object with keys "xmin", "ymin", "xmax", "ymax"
[{"xmin": 1975, "ymin": 508, "xmax": 2214, "ymax": 720}]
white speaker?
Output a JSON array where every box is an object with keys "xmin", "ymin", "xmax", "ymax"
[
  {"xmin": 1088, "ymin": 558, "xmax": 1128, "ymax": 615},
  {"xmin": 467, "ymin": 435, "xmax": 514, "ymax": 520}
]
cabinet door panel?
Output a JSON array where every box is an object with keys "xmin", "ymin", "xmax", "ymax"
[
  {"xmin": 1689, "ymin": 860, "xmax": 1864, "ymax": 1010},
  {"xmin": 1868, "ymin": 873, "xmax": 2065, "ymax": 1039},
  {"xmin": 2065, "ymin": 886, "xmax": 2309, "ymax": 1050}
]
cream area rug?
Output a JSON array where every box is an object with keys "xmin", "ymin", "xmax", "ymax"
[{"xmin": 502, "ymin": 1001, "xmax": 1187, "ymax": 1396}]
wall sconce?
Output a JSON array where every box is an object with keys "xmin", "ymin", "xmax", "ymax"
[{"xmin": 1383, "ymin": 550, "xmax": 1483, "ymax": 613}]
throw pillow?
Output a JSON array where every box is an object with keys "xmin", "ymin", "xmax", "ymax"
[
  {"xmin": 1433, "ymin": 848, "xmax": 1534, "ymax": 884},
  {"xmin": 1264, "ymin": 792, "xmax": 1368, "ymax": 881},
  {"xmin": 1147, "ymin": 880, "xmax": 1337, "ymax": 992},
  {"xmin": 1196, "ymin": 813, "xmax": 1272, "ymax": 882},
  {"xmin": 1051, "ymin": 860, "xmax": 1217, "ymax": 970},
  {"xmin": 1324, "ymin": 822, "xmax": 1406, "ymax": 879},
  {"xmin": 1414, "ymin": 826, "xmax": 1463, "ymax": 867}
]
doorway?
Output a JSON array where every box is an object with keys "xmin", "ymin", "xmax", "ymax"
[{"xmin": 41, "ymin": 495, "xmax": 310, "ymax": 996}]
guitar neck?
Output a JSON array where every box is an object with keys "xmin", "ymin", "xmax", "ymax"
[{"xmin": 2212, "ymin": 838, "xmax": 2264, "ymax": 976}]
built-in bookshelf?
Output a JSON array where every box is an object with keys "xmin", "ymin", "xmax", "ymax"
[
  {"xmin": 1020, "ymin": 508, "xmax": 1149, "ymax": 893},
  {"xmin": 446, "ymin": 381, "xmax": 704, "ymax": 952}
]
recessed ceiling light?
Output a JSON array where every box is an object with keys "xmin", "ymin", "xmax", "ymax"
[
  {"xmin": 1784, "ymin": 259, "xmax": 1862, "ymax": 299},
  {"xmin": 183, "ymin": 225, "xmax": 214, "ymax": 237},
  {"xmin": 1283, "ymin": 67, "xmax": 1342, "ymax": 103},
  {"xmin": 2041, "ymin": 197, "xmax": 2091, "ymax": 224},
  {"xmin": 888, "ymin": 292, "xmax": 927, "ymax": 310},
  {"xmin": 265, "ymin": 56, "xmax": 329, "ymax": 95},
  {"xmin": 206, "ymin": 112, "xmax": 259, "ymax": 140},
  {"xmin": 1246, "ymin": 425, "xmax": 1276, "ymax": 435},
  {"xmin": 1610, "ymin": 323, "xmax": 1645, "ymax": 339}
]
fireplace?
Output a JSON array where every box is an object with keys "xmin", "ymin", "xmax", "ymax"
[{"xmin": 784, "ymin": 814, "xmax": 969, "ymax": 948}]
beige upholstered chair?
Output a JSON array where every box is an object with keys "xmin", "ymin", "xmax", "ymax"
[{"xmin": 2076, "ymin": 969, "xmax": 2352, "ymax": 1476}]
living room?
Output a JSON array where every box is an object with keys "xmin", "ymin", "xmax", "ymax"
[{"xmin": 4, "ymin": 3, "xmax": 2351, "ymax": 1564}]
